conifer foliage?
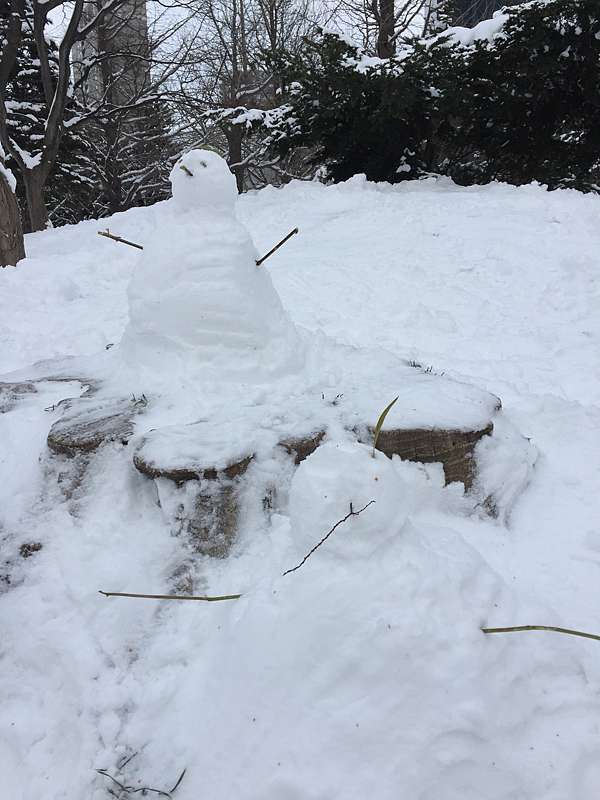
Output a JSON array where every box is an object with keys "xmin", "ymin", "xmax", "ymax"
[
  {"xmin": 451, "ymin": 0, "xmax": 600, "ymax": 190},
  {"xmin": 266, "ymin": 0, "xmax": 600, "ymax": 192}
]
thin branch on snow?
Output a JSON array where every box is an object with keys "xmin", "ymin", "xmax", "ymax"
[
  {"xmin": 96, "ymin": 765, "xmax": 187, "ymax": 798},
  {"xmin": 283, "ymin": 500, "xmax": 376, "ymax": 576}
]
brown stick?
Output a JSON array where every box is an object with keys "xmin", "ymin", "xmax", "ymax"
[
  {"xmin": 99, "ymin": 590, "xmax": 241, "ymax": 602},
  {"xmin": 97, "ymin": 229, "xmax": 144, "ymax": 250},
  {"xmin": 283, "ymin": 500, "xmax": 375, "ymax": 576},
  {"xmin": 256, "ymin": 227, "xmax": 298, "ymax": 266},
  {"xmin": 482, "ymin": 625, "xmax": 600, "ymax": 642}
]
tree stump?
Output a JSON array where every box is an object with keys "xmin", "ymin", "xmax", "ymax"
[
  {"xmin": 278, "ymin": 431, "xmax": 326, "ymax": 465},
  {"xmin": 47, "ymin": 398, "xmax": 137, "ymax": 456},
  {"xmin": 134, "ymin": 429, "xmax": 253, "ymax": 558},
  {"xmin": 366, "ymin": 423, "xmax": 494, "ymax": 489}
]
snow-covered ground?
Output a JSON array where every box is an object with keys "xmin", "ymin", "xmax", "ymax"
[{"xmin": 2, "ymin": 175, "xmax": 600, "ymax": 799}]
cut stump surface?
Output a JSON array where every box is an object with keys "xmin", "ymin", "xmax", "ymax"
[{"xmin": 47, "ymin": 398, "xmax": 137, "ymax": 456}]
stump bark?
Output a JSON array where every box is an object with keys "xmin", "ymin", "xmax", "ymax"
[
  {"xmin": 186, "ymin": 479, "xmax": 243, "ymax": 558},
  {"xmin": 133, "ymin": 434, "xmax": 253, "ymax": 558},
  {"xmin": 278, "ymin": 431, "xmax": 326, "ymax": 465},
  {"xmin": 368, "ymin": 423, "xmax": 494, "ymax": 489},
  {"xmin": 133, "ymin": 450, "xmax": 252, "ymax": 484}
]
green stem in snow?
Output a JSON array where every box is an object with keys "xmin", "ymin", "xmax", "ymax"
[
  {"xmin": 99, "ymin": 590, "xmax": 241, "ymax": 602},
  {"xmin": 482, "ymin": 625, "xmax": 600, "ymax": 642}
]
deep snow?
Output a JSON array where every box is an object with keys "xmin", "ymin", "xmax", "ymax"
[{"xmin": 1, "ymin": 175, "xmax": 600, "ymax": 800}]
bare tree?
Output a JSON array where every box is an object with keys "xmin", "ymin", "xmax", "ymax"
[
  {"xmin": 173, "ymin": 0, "xmax": 318, "ymax": 191},
  {"xmin": 70, "ymin": 0, "xmax": 196, "ymax": 215},
  {"xmin": 446, "ymin": 0, "xmax": 515, "ymax": 27},
  {"xmin": 0, "ymin": 6, "xmax": 25, "ymax": 263},
  {"xmin": 1, "ymin": 0, "xmax": 86, "ymax": 230},
  {"xmin": 0, "ymin": 0, "xmax": 190, "ymax": 231},
  {"xmin": 325, "ymin": 0, "xmax": 434, "ymax": 57}
]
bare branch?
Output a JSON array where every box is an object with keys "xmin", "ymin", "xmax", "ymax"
[{"xmin": 283, "ymin": 500, "xmax": 376, "ymax": 576}]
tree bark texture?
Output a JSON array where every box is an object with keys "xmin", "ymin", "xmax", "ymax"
[
  {"xmin": 22, "ymin": 167, "xmax": 49, "ymax": 231},
  {"xmin": 0, "ymin": 169, "xmax": 25, "ymax": 266},
  {"xmin": 226, "ymin": 125, "xmax": 245, "ymax": 194},
  {"xmin": 376, "ymin": 0, "xmax": 396, "ymax": 58}
]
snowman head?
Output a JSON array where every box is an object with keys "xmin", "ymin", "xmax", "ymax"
[{"xmin": 170, "ymin": 149, "xmax": 237, "ymax": 213}]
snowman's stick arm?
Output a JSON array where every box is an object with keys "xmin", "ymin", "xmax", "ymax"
[
  {"xmin": 255, "ymin": 227, "xmax": 298, "ymax": 266},
  {"xmin": 97, "ymin": 229, "xmax": 144, "ymax": 250}
]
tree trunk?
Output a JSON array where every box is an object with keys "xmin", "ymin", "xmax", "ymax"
[
  {"xmin": 0, "ymin": 169, "xmax": 25, "ymax": 267},
  {"xmin": 376, "ymin": 0, "xmax": 396, "ymax": 58},
  {"xmin": 226, "ymin": 125, "xmax": 245, "ymax": 193},
  {"xmin": 22, "ymin": 167, "xmax": 49, "ymax": 232}
]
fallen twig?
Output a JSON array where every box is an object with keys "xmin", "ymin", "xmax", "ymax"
[
  {"xmin": 99, "ymin": 590, "xmax": 241, "ymax": 602},
  {"xmin": 169, "ymin": 769, "xmax": 187, "ymax": 794},
  {"xmin": 180, "ymin": 164, "xmax": 194, "ymax": 177},
  {"xmin": 283, "ymin": 500, "xmax": 376, "ymax": 576},
  {"xmin": 96, "ymin": 765, "xmax": 186, "ymax": 798},
  {"xmin": 117, "ymin": 752, "xmax": 139, "ymax": 771},
  {"xmin": 98, "ymin": 229, "xmax": 144, "ymax": 250},
  {"xmin": 96, "ymin": 769, "xmax": 130, "ymax": 794},
  {"xmin": 482, "ymin": 625, "xmax": 600, "ymax": 642},
  {"xmin": 256, "ymin": 227, "xmax": 298, "ymax": 266}
]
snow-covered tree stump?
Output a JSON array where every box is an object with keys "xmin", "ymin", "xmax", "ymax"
[
  {"xmin": 47, "ymin": 398, "xmax": 138, "ymax": 456},
  {"xmin": 0, "ymin": 381, "xmax": 36, "ymax": 413},
  {"xmin": 279, "ymin": 431, "xmax": 326, "ymax": 465},
  {"xmin": 133, "ymin": 430, "xmax": 253, "ymax": 558}
]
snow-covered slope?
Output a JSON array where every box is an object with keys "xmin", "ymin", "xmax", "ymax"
[{"xmin": 2, "ymin": 176, "xmax": 600, "ymax": 800}]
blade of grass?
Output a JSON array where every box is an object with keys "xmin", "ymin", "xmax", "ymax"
[{"xmin": 372, "ymin": 396, "xmax": 399, "ymax": 457}]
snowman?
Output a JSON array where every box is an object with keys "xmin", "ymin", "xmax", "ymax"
[{"xmin": 120, "ymin": 149, "xmax": 303, "ymax": 393}]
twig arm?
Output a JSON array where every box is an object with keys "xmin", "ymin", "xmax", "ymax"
[
  {"xmin": 256, "ymin": 227, "xmax": 298, "ymax": 266},
  {"xmin": 97, "ymin": 229, "xmax": 144, "ymax": 250}
]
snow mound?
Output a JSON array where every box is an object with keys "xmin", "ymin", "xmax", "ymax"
[
  {"xmin": 289, "ymin": 441, "xmax": 410, "ymax": 559},
  {"xmin": 130, "ymin": 511, "xmax": 584, "ymax": 800}
]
